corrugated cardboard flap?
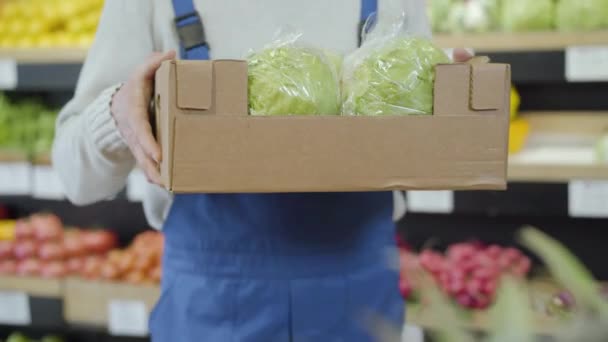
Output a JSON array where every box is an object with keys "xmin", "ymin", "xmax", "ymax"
[
  {"xmin": 470, "ymin": 63, "xmax": 508, "ymax": 111},
  {"xmin": 176, "ymin": 61, "xmax": 213, "ymax": 110}
]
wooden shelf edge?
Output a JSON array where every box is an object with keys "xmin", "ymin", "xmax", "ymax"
[
  {"xmin": 435, "ymin": 31, "xmax": 608, "ymax": 52},
  {"xmin": 508, "ymin": 163, "xmax": 608, "ymax": 183},
  {"xmin": 0, "ymin": 275, "xmax": 62, "ymax": 298},
  {"xmin": 0, "ymin": 48, "xmax": 88, "ymax": 64}
]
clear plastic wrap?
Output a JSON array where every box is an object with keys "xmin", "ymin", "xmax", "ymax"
[
  {"xmin": 342, "ymin": 0, "xmax": 450, "ymax": 116},
  {"xmin": 247, "ymin": 32, "xmax": 342, "ymax": 116}
]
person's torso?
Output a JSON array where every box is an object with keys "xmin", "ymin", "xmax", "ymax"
[{"xmin": 152, "ymin": 0, "xmax": 363, "ymax": 59}]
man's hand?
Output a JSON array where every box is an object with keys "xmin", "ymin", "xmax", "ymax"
[
  {"xmin": 452, "ymin": 48, "xmax": 474, "ymax": 63},
  {"xmin": 111, "ymin": 51, "xmax": 176, "ymax": 185}
]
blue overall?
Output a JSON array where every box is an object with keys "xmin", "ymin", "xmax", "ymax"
[{"xmin": 149, "ymin": 1, "xmax": 404, "ymax": 341}]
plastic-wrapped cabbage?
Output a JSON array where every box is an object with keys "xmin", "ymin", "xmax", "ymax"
[
  {"xmin": 446, "ymin": 0, "xmax": 500, "ymax": 33},
  {"xmin": 247, "ymin": 41, "xmax": 341, "ymax": 116},
  {"xmin": 501, "ymin": 0, "xmax": 554, "ymax": 32},
  {"xmin": 342, "ymin": 37, "xmax": 450, "ymax": 116},
  {"xmin": 556, "ymin": 0, "xmax": 608, "ymax": 32}
]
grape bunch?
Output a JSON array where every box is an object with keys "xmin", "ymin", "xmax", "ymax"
[{"xmin": 398, "ymin": 240, "xmax": 532, "ymax": 310}]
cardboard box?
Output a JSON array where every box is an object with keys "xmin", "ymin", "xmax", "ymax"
[
  {"xmin": 63, "ymin": 277, "xmax": 159, "ymax": 327},
  {"xmin": 155, "ymin": 59, "xmax": 510, "ymax": 193}
]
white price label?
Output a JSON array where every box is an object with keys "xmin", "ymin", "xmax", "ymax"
[
  {"xmin": 402, "ymin": 324, "xmax": 424, "ymax": 342},
  {"xmin": 108, "ymin": 300, "xmax": 149, "ymax": 336},
  {"xmin": 407, "ymin": 191, "xmax": 454, "ymax": 214},
  {"xmin": 0, "ymin": 59, "xmax": 17, "ymax": 90},
  {"xmin": 0, "ymin": 163, "xmax": 31, "ymax": 195},
  {"xmin": 32, "ymin": 166, "xmax": 64, "ymax": 200},
  {"xmin": 0, "ymin": 291, "xmax": 31, "ymax": 326},
  {"xmin": 565, "ymin": 46, "xmax": 608, "ymax": 82},
  {"xmin": 127, "ymin": 169, "xmax": 148, "ymax": 202},
  {"xmin": 568, "ymin": 180, "xmax": 608, "ymax": 218}
]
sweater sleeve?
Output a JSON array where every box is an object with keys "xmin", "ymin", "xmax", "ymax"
[{"xmin": 52, "ymin": 0, "xmax": 156, "ymax": 205}]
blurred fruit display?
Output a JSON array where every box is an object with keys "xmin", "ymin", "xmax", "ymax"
[
  {"xmin": 396, "ymin": 236, "xmax": 532, "ymax": 310},
  {"xmin": 429, "ymin": 0, "xmax": 608, "ymax": 34},
  {"xmin": 5, "ymin": 332, "xmax": 64, "ymax": 342},
  {"xmin": 0, "ymin": 94, "xmax": 58, "ymax": 157},
  {"xmin": 0, "ymin": 0, "xmax": 104, "ymax": 48},
  {"xmin": 0, "ymin": 212, "xmax": 163, "ymax": 285}
]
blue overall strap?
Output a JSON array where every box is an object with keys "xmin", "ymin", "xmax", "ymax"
[
  {"xmin": 172, "ymin": 0, "xmax": 210, "ymax": 60},
  {"xmin": 359, "ymin": 0, "xmax": 378, "ymax": 46}
]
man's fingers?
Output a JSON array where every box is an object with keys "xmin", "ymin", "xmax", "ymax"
[
  {"xmin": 141, "ymin": 50, "xmax": 176, "ymax": 80},
  {"xmin": 453, "ymin": 48, "xmax": 473, "ymax": 63},
  {"xmin": 132, "ymin": 144, "xmax": 162, "ymax": 185},
  {"xmin": 131, "ymin": 115, "xmax": 161, "ymax": 163}
]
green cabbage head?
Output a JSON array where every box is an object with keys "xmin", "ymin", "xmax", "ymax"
[
  {"xmin": 556, "ymin": 0, "xmax": 608, "ymax": 32},
  {"xmin": 342, "ymin": 37, "xmax": 450, "ymax": 116},
  {"xmin": 501, "ymin": 0, "xmax": 554, "ymax": 32},
  {"xmin": 248, "ymin": 45, "xmax": 340, "ymax": 115}
]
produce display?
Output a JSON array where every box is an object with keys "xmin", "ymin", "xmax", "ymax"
[
  {"xmin": 0, "ymin": 213, "xmax": 119, "ymax": 279},
  {"xmin": 397, "ymin": 238, "xmax": 532, "ymax": 310},
  {"xmin": 0, "ymin": 94, "xmax": 58, "ymax": 157},
  {"xmin": 429, "ymin": 0, "xmax": 608, "ymax": 33},
  {"xmin": 94, "ymin": 230, "xmax": 163, "ymax": 285},
  {"xmin": 342, "ymin": 37, "xmax": 450, "ymax": 115},
  {"xmin": 247, "ymin": 35, "xmax": 341, "ymax": 116},
  {"xmin": 0, "ymin": 0, "xmax": 103, "ymax": 48},
  {"xmin": 3, "ymin": 332, "xmax": 63, "ymax": 342}
]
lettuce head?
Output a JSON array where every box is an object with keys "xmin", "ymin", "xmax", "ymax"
[
  {"xmin": 248, "ymin": 45, "xmax": 340, "ymax": 115},
  {"xmin": 556, "ymin": 0, "xmax": 608, "ymax": 32},
  {"xmin": 342, "ymin": 37, "xmax": 450, "ymax": 115},
  {"xmin": 501, "ymin": 0, "xmax": 554, "ymax": 32}
]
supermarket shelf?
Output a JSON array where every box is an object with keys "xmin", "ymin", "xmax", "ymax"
[
  {"xmin": 0, "ymin": 275, "xmax": 62, "ymax": 298},
  {"xmin": 0, "ymin": 48, "xmax": 88, "ymax": 64},
  {"xmin": 509, "ymin": 163, "xmax": 608, "ymax": 183},
  {"xmin": 435, "ymin": 31, "xmax": 608, "ymax": 52}
]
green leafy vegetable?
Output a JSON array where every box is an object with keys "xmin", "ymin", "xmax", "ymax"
[
  {"xmin": 555, "ymin": 0, "xmax": 608, "ymax": 32},
  {"xmin": 247, "ymin": 44, "xmax": 341, "ymax": 115},
  {"xmin": 501, "ymin": 0, "xmax": 554, "ymax": 32},
  {"xmin": 342, "ymin": 37, "xmax": 450, "ymax": 115}
]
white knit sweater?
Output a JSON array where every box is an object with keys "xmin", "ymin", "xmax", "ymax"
[{"xmin": 52, "ymin": 0, "xmax": 430, "ymax": 229}]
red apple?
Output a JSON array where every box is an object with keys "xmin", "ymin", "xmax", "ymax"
[
  {"xmin": 13, "ymin": 240, "xmax": 37, "ymax": 260},
  {"xmin": 0, "ymin": 260, "xmax": 17, "ymax": 275},
  {"xmin": 66, "ymin": 257, "xmax": 84, "ymax": 274},
  {"xmin": 62, "ymin": 231, "xmax": 85, "ymax": 258},
  {"xmin": 0, "ymin": 240, "xmax": 15, "ymax": 259},
  {"xmin": 31, "ymin": 213, "xmax": 64, "ymax": 242},
  {"xmin": 38, "ymin": 242, "xmax": 66, "ymax": 261},
  {"xmin": 39, "ymin": 261, "xmax": 67, "ymax": 278},
  {"xmin": 15, "ymin": 219, "xmax": 34, "ymax": 240},
  {"xmin": 82, "ymin": 230, "xmax": 118, "ymax": 254},
  {"xmin": 16, "ymin": 258, "xmax": 41, "ymax": 276}
]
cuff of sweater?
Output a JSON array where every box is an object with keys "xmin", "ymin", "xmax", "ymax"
[{"xmin": 85, "ymin": 84, "xmax": 129, "ymax": 155}]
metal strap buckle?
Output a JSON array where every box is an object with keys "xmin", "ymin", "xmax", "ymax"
[{"xmin": 174, "ymin": 11, "xmax": 208, "ymax": 50}]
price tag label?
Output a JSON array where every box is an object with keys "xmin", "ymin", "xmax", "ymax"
[
  {"xmin": 565, "ymin": 46, "xmax": 608, "ymax": 82},
  {"xmin": 568, "ymin": 180, "xmax": 608, "ymax": 218},
  {"xmin": 0, "ymin": 163, "xmax": 31, "ymax": 195},
  {"xmin": 402, "ymin": 324, "xmax": 424, "ymax": 342},
  {"xmin": 32, "ymin": 166, "xmax": 64, "ymax": 200},
  {"xmin": 0, "ymin": 59, "xmax": 17, "ymax": 90},
  {"xmin": 108, "ymin": 300, "xmax": 149, "ymax": 336},
  {"xmin": 0, "ymin": 291, "xmax": 31, "ymax": 326},
  {"xmin": 127, "ymin": 169, "xmax": 148, "ymax": 202},
  {"xmin": 407, "ymin": 191, "xmax": 454, "ymax": 214}
]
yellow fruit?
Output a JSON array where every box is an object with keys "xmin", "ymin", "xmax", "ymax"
[
  {"xmin": 510, "ymin": 87, "xmax": 520, "ymax": 121},
  {"xmin": 509, "ymin": 119, "xmax": 530, "ymax": 155},
  {"xmin": 0, "ymin": 220, "xmax": 16, "ymax": 241},
  {"xmin": 37, "ymin": 34, "xmax": 55, "ymax": 48},
  {"xmin": 7, "ymin": 20, "xmax": 26, "ymax": 35}
]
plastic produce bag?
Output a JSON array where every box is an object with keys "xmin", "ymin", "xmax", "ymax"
[
  {"xmin": 556, "ymin": 0, "xmax": 608, "ymax": 32},
  {"xmin": 501, "ymin": 0, "xmax": 554, "ymax": 32},
  {"xmin": 247, "ymin": 32, "xmax": 341, "ymax": 116},
  {"xmin": 446, "ymin": 0, "xmax": 500, "ymax": 33},
  {"xmin": 342, "ymin": 0, "xmax": 450, "ymax": 116}
]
